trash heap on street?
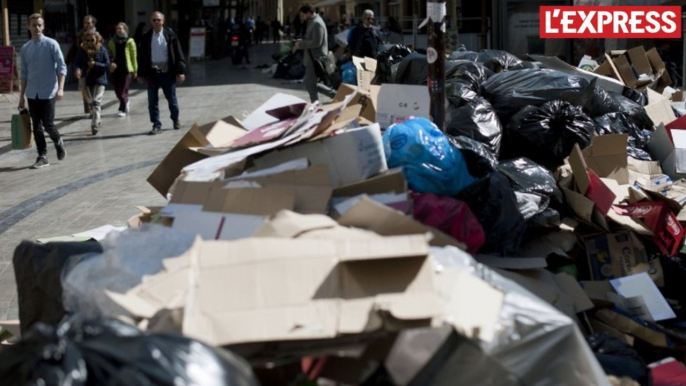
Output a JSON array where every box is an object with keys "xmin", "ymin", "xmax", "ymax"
[{"xmin": 6, "ymin": 45, "xmax": 686, "ymax": 386}]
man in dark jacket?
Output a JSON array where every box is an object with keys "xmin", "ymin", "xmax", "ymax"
[
  {"xmin": 348, "ymin": 9, "xmax": 382, "ymax": 59},
  {"xmin": 137, "ymin": 11, "xmax": 186, "ymax": 135}
]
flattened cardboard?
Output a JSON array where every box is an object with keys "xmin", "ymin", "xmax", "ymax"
[
  {"xmin": 203, "ymin": 187, "xmax": 296, "ymax": 215},
  {"xmin": 253, "ymin": 124, "xmax": 387, "ymax": 187},
  {"xmin": 172, "ymin": 211, "xmax": 266, "ymax": 240},
  {"xmin": 241, "ymin": 93, "xmax": 309, "ymax": 131},
  {"xmin": 182, "ymin": 236, "xmax": 440, "ymax": 346},
  {"xmin": 333, "ymin": 168, "xmax": 407, "ymax": 197},
  {"xmin": 338, "ymin": 197, "xmax": 465, "ymax": 249},
  {"xmin": 648, "ymin": 124, "xmax": 686, "ymax": 181},
  {"xmin": 333, "ymin": 84, "xmax": 378, "ymax": 123},
  {"xmin": 612, "ymin": 54, "xmax": 638, "ymax": 87},
  {"xmin": 169, "ymin": 180, "xmax": 219, "ymax": 204},
  {"xmin": 147, "ymin": 128, "xmax": 208, "ymax": 197},
  {"xmin": 375, "ymin": 84, "xmax": 431, "ymax": 129},
  {"xmin": 645, "ymin": 90, "xmax": 677, "ymax": 127}
]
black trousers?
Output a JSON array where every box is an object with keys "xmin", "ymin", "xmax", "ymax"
[{"xmin": 27, "ymin": 98, "xmax": 61, "ymax": 157}]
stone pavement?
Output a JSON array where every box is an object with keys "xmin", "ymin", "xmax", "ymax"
[{"xmin": 0, "ymin": 43, "xmax": 326, "ymax": 321}]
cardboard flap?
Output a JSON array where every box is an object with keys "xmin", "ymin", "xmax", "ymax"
[
  {"xmin": 203, "ymin": 187, "xmax": 296, "ymax": 215},
  {"xmin": 613, "ymin": 55, "xmax": 638, "ymax": 87},
  {"xmin": 626, "ymin": 46, "xmax": 652, "ymax": 76},
  {"xmin": 195, "ymin": 117, "xmax": 248, "ymax": 148},
  {"xmin": 253, "ymin": 210, "xmax": 339, "ymax": 238},
  {"xmin": 581, "ymin": 134, "xmax": 630, "ymax": 185},
  {"xmin": 569, "ymin": 144, "xmax": 591, "ymax": 194},
  {"xmin": 333, "ymin": 168, "xmax": 407, "ymax": 197},
  {"xmin": 170, "ymin": 180, "xmax": 221, "ymax": 204}
]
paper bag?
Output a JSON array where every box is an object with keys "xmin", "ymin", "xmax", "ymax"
[{"xmin": 11, "ymin": 109, "xmax": 33, "ymax": 150}]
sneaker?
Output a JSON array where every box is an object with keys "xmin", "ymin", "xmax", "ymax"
[
  {"xmin": 173, "ymin": 121, "xmax": 181, "ymax": 130},
  {"xmin": 31, "ymin": 156, "xmax": 49, "ymax": 169},
  {"xmin": 55, "ymin": 139, "xmax": 67, "ymax": 161},
  {"xmin": 117, "ymin": 111, "xmax": 126, "ymax": 118},
  {"xmin": 91, "ymin": 123, "xmax": 100, "ymax": 136},
  {"xmin": 149, "ymin": 126, "xmax": 162, "ymax": 135}
]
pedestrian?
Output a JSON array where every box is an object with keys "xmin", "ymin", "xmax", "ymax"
[
  {"xmin": 347, "ymin": 9, "xmax": 382, "ymax": 58},
  {"xmin": 18, "ymin": 13, "xmax": 67, "ymax": 169},
  {"xmin": 66, "ymin": 15, "xmax": 101, "ymax": 116},
  {"xmin": 137, "ymin": 11, "xmax": 186, "ymax": 135},
  {"xmin": 271, "ymin": 18, "xmax": 281, "ymax": 43},
  {"xmin": 294, "ymin": 3, "xmax": 328, "ymax": 103},
  {"xmin": 107, "ymin": 22, "xmax": 137, "ymax": 118},
  {"xmin": 75, "ymin": 30, "xmax": 110, "ymax": 135},
  {"xmin": 256, "ymin": 16, "xmax": 264, "ymax": 44}
]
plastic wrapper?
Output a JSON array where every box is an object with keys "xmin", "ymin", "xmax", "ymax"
[
  {"xmin": 497, "ymin": 157, "xmax": 563, "ymax": 202},
  {"xmin": 384, "ymin": 117, "xmax": 477, "ymax": 196},
  {"xmin": 456, "ymin": 172, "xmax": 526, "ymax": 256},
  {"xmin": 588, "ymin": 333, "xmax": 652, "ymax": 386},
  {"xmin": 594, "ymin": 112, "xmax": 653, "ymax": 160},
  {"xmin": 503, "ymin": 100, "xmax": 596, "ymax": 169},
  {"xmin": 623, "ymin": 87, "xmax": 648, "ymax": 107},
  {"xmin": 372, "ymin": 44, "xmax": 412, "ymax": 85},
  {"xmin": 445, "ymin": 61, "xmax": 494, "ymax": 106},
  {"xmin": 0, "ymin": 316, "xmax": 258, "ymax": 386},
  {"xmin": 448, "ymin": 135, "xmax": 498, "ymax": 178},
  {"xmin": 394, "ymin": 52, "xmax": 428, "ymax": 85},
  {"xmin": 481, "ymin": 69, "xmax": 595, "ymax": 121},
  {"xmin": 476, "ymin": 49, "xmax": 526, "ymax": 72},
  {"xmin": 445, "ymin": 97, "xmax": 502, "ymax": 155},
  {"xmin": 13, "ymin": 240, "xmax": 104, "ymax": 334},
  {"xmin": 61, "ymin": 225, "xmax": 196, "ymax": 319},
  {"xmin": 412, "ymin": 193, "xmax": 486, "ymax": 254},
  {"xmin": 385, "ymin": 246, "xmax": 611, "ymax": 386}
]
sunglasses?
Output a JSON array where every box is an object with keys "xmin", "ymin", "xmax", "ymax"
[
  {"xmin": 152, "ymin": 19, "xmax": 162, "ymax": 22},
  {"xmin": 86, "ymin": 39, "xmax": 95, "ymax": 42},
  {"xmin": 365, "ymin": 17, "xmax": 374, "ymax": 21}
]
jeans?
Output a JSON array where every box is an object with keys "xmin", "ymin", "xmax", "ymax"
[
  {"xmin": 27, "ymin": 97, "xmax": 60, "ymax": 157},
  {"xmin": 86, "ymin": 85, "xmax": 105, "ymax": 127},
  {"xmin": 304, "ymin": 64, "xmax": 319, "ymax": 103},
  {"xmin": 147, "ymin": 71, "xmax": 179, "ymax": 128},
  {"xmin": 112, "ymin": 72, "xmax": 132, "ymax": 112}
]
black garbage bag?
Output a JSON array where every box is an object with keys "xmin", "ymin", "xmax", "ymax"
[
  {"xmin": 448, "ymin": 135, "xmax": 498, "ymax": 178},
  {"xmin": 588, "ymin": 332, "xmax": 653, "ymax": 386},
  {"xmin": 0, "ymin": 316, "xmax": 258, "ymax": 386},
  {"xmin": 614, "ymin": 94, "xmax": 654, "ymax": 130},
  {"xmin": 449, "ymin": 50, "xmax": 478, "ymax": 61},
  {"xmin": 445, "ymin": 97, "xmax": 502, "ymax": 155},
  {"xmin": 372, "ymin": 44, "xmax": 412, "ymax": 84},
  {"xmin": 274, "ymin": 50, "xmax": 305, "ymax": 80},
  {"xmin": 476, "ymin": 49, "xmax": 526, "ymax": 72},
  {"xmin": 457, "ymin": 171, "xmax": 527, "ymax": 256},
  {"xmin": 13, "ymin": 240, "xmax": 103, "ymax": 335},
  {"xmin": 445, "ymin": 61, "xmax": 494, "ymax": 106},
  {"xmin": 588, "ymin": 86, "xmax": 622, "ymax": 117},
  {"xmin": 481, "ymin": 69, "xmax": 595, "ymax": 121},
  {"xmin": 502, "ymin": 100, "xmax": 596, "ymax": 169},
  {"xmin": 395, "ymin": 52, "xmax": 428, "ymax": 85},
  {"xmin": 594, "ymin": 112, "xmax": 653, "ymax": 160},
  {"xmin": 588, "ymin": 88, "xmax": 654, "ymax": 131},
  {"xmin": 623, "ymin": 87, "xmax": 648, "ymax": 106},
  {"xmin": 497, "ymin": 157, "xmax": 563, "ymax": 203}
]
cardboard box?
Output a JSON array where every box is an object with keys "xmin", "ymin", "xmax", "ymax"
[
  {"xmin": 252, "ymin": 124, "xmax": 387, "ymax": 187},
  {"xmin": 181, "ymin": 236, "xmax": 442, "ymax": 346},
  {"xmin": 593, "ymin": 47, "xmax": 672, "ymax": 92},
  {"xmin": 352, "ymin": 56, "xmax": 377, "ymax": 92},
  {"xmin": 645, "ymin": 88, "xmax": 677, "ymax": 128},
  {"xmin": 203, "ymin": 186, "xmax": 297, "ymax": 215},
  {"xmin": 375, "ymin": 84, "xmax": 431, "ymax": 129},
  {"xmin": 649, "ymin": 124, "xmax": 686, "ymax": 181},
  {"xmin": 613, "ymin": 201, "xmax": 684, "ymax": 257},
  {"xmin": 333, "ymin": 84, "xmax": 379, "ymax": 123},
  {"xmin": 332, "ymin": 168, "xmax": 407, "ymax": 197},
  {"xmin": 585, "ymin": 230, "xmax": 664, "ymax": 287},
  {"xmin": 147, "ymin": 118, "xmax": 247, "ymax": 197}
]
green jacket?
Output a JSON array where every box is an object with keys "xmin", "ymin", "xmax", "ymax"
[{"xmin": 107, "ymin": 38, "xmax": 138, "ymax": 74}]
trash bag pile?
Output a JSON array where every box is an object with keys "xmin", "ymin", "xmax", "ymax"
[{"xmin": 7, "ymin": 45, "xmax": 686, "ymax": 386}]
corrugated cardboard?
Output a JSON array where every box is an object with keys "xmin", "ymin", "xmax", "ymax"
[
  {"xmin": 646, "ymin": 47, "xmax": 672, "ymax": 92},
  {"xmin": 646, "ymin": 88, "xmax": 677, "ymax": 127},
  {"xmin": 333, "ymin": 84, "xmax": 379, "ymax": 123},
  {"xmin": 612, "ymin": 55, "xmax": 638, "ymax": 87},
  {"xmin": 626, "ymin": 46, "xmax": 653, "ymax": 77},
  {"xmin": 172, "ymin": 211, "xmax": 266, "ymax": 240},
  {"xmin": 581, "ymin": 134, "xmax": 630, "ymax": 185},
  {"xmin": 352, "ymin": 56, "xmax": 377, "ymax": 92},
  {"xmin": 649, "ymin": 124, "xmax": 686, "ymax": 181},
  {"xmin": 375, "ymin": 84, "xmax": 431, "ymax": 128},
  {"xmin": 169, "ymin": 180, "xmax": 220, "ymax": 204},
  {"xmin": 338, "ymin": 197, "xmax": 465, "ymax": 249},
  {"xmin": 332, "ymin": 168, "xmax": 407, "ymax": 197},
  {"xmin": 252, "ymin": 124, "xmax": 387, "ymax": 187},
  {"xmin": 203, "ymin": 186, "xmax": 296, "ymax": 215},
  {"xmin": 147, "ymin": 118, "xmax": 247, "ymax": 197},
  {"xmin": 182, "ymin": 236, "xmax": 441, "ymax": 346}
]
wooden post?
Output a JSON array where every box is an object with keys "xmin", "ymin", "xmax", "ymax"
[
  {"xmin": 427, "ymin": 0, "xmax": 446, "ymax": 130},
  {"xmin": 2, "ymin": 0, "xmax": 9, "ymax": 46}
]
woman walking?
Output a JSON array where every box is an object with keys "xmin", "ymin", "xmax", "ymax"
[
  {"xmin": 75, "ymin": 30, "xmax": 110, "ymax": 135},
  {"xmin": 108, "ymin": 22, "xmax": 137, "ymax": 117}
]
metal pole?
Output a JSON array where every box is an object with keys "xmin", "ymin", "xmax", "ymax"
[
  {"xmin": 427, "ymin": 0, "xmax": 446, "ymax": 130},
  {"xmin": 2, "ymin": 0, "xmax": 10, "ymax": 46}
]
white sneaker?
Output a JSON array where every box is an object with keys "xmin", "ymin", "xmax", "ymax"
[
  {"xmin": 126, "ymin": 101, "xmax": 130, "ymax": 113},
  {"xmin": 117, "ymin": 111, "xmax": 126, "ymax": 118}
]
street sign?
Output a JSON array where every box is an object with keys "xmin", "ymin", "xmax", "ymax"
[{"xmin": 189, "ymin": 28, "xmax": 206, "ymax": 59}]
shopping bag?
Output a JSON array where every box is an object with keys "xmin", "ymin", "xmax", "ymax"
[{"xmin": 11, "ymin": 109, "xmax": 33, "ymax": 150}]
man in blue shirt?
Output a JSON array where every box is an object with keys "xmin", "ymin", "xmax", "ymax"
[{"xmin": 18, "ymin": 13, "xmax": 67, "ymax": 169}]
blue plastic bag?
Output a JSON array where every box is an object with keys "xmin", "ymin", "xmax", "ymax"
[
  {"xmin": 383, "ymin": 117, "xmax": 476, "ymax": 196},
  {"xmin": 341, "ymin": 61, "xmax": 357, "ymax": 85}
]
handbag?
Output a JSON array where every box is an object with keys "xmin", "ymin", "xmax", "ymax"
[
  {"xmin": 308, "ymin": 49, "xmax": 336, "ymax": 78},
  {"xmin": 11, "ymin": 109, "xmax": 33, "ymax": 150}
]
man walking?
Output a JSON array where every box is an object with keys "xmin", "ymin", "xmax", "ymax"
[
  {"xmin": 18, "ymin": 13, "xmax": 67, "ymax": 169},
  {"xmin": 137, "ymin": 11, "xmax": 186, "ymax": 135},
  {"xmin": 294, "ymin": 4, "xmax": 328, "ymax": 103},
  {"xmin": 348, "ymin": 10, "xmax": 382, "ymax": 59}
]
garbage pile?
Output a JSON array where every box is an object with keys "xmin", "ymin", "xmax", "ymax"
[{"xmin": 6, "ymin": 45, "xmax": 686, "ymax": 385}]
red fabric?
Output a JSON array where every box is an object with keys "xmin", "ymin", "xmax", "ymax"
[{"xmin": 413, "ymin": 193, "xmax": 486, "ymax": 253}]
